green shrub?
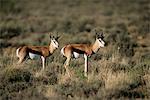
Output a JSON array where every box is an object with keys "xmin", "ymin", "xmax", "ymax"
[
  {"xmin": 33, "ymin": 72, "xmax": 58, "ymax": 85},
  {"xmin": 0, "ymin": 21, "xmax": 25, "ymax": 39},
  {"xmin": 0, "ymin": 40, "xmax": 11, "ymax": 48},
  {"xmin": 0, "ymin": 27, "xmax": 22, "ymax": 39},
  {"xmin": 55, "ymin": 80, "xmax": 102, "ymax": 98},
  {"xmin": 2, "ymin": 69, "xmax": 32, "ymax": 83},
  {"xmin": 0, "ymin": 69, "xmax": 33, "ymax": 99},
  {"xmin": 106, "ymin": 30, "xmax": 136, "ymax": 57},
  {"xmin": 0, "ymin": 0, "xmax": 22, "ymax": 14}
]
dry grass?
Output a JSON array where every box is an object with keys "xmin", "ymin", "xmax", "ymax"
[
  {"xmin": 0, "ymin": 0, "xmax": 149, "ymax": 99},
  {"xmin": 0, "ymin": 46, "xmax": 149, "ymax": 99}
]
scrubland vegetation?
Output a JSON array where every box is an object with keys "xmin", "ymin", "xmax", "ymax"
[{"xmin": 0, "ymin": 0, "xmax": 150, "ymax": 99}]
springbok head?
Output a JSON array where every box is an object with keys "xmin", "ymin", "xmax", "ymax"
[
  {"xmin": 96, "ymin": 31, "xmax": 105, "ymax": 47},
  {"xmin": 49, "ymin": 33, "xmax": 60, "ymax": 49}
]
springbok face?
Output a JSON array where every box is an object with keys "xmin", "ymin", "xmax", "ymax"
[
  {"xmin": 97, "ymin": 38, "xmax": 105, "ymax": 47},
  {"xmin": 96, "ymin": 32, "xmax": 105, "ymax": 47},
  {"xmin": 49, "ymin": 33, "xmax": 60, "ymax": 49},
  {"xmin": 51, "ymin": 38, "xmax": 59, "ymax": 49}
]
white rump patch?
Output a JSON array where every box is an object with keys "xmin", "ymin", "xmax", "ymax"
[
  {"xmin": 29, "ymin": 52, "xmax": 40, "ymax": 59},
  {"xmin": 61, "ymin": 47, "xmax": 65, "ymax": 56},
  {"xmin": 16, "ymin": 47, "xmax": 21, "ymax": 57},
  {"xmin": 73, "ymin": 52, "xmax": 80, "ymax": 58}
]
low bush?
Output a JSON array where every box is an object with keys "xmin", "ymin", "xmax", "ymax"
[
  {"xmin": 0, "ymin": 69, "xmax": 33, "ymax": 98},
  {"xmin": 0, "ymin": 0, "xmax": 23, "ymax": 14},
  {"xmin": 3, "ymin": 69, "xmax": 32, "ymax": 83},
  {"xmin": 106, "ymin": 29, "xmax": 136, "ymax": 57},
  {"xmin": 55, "ymin": 80, "xmax": 103, "ymax": 98}
]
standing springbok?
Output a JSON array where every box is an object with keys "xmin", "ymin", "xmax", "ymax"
[
  {"xmin": 61, "ymin": 32, "xmax": 105, "ymax": 77},
  {"xmin": 16, "ymin": 33, "xmax": 59, "ymax": 70}
]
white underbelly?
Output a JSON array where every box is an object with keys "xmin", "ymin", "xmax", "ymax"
[
  {"xmin": 29, "ymin": 52, "xmax": 40, "ymax": 59},
  {"xmin": 73, "ymin": 52, "xmax": 82, "ymax": 58}
]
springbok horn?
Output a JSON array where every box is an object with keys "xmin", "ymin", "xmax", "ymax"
[
  {"xmin": 99, "ymin": 31, "xmax": 104, "ymax": 38},
  {"xmin": 56, "ymin": 32, "xmax": 61, "ymax": 40}
]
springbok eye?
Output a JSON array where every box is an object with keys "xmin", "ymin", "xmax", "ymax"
[
  {"xmin": 99, "ymin": 39, "xmax": 102, "ymax": 42},
  {"xmin": 99, "ymin": 38, "xmax": 104, "ymax": 43},
  {"xmin": 54, "ymin": 40, "xmax": 58, "ymax": 44},
  {"xmin": 53, "ymin": 40, "xmax": 56, "ymax": 44}
]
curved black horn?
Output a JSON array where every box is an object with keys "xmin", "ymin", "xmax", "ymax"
[
  {"xmin": 100, "ymin": 32, "xmax": 104, "ymax": 39},
  {"xmin": 56, "ymin": 33, "xmax": 61, "ymax": 40}
]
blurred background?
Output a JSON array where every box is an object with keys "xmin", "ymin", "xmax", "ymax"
[{"xmin": 0, "ymin": 0, "xmax": 150, "ymax": 99}]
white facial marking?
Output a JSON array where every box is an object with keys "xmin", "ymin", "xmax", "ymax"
[
  {"xmin": 98, "ymin": 38, "xmax": 105, "ymax": 47},
  {"xmin": 51, "ymin": 39, "xmax": 59, "ymax": 48}
]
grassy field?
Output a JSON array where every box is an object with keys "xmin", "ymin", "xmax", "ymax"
[{"xmin": 0, "ymin": 0, "xmax": 150, "ymax": 99}]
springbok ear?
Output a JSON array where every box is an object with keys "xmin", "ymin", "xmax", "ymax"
[
  {"xmin": 94, "ymin": 29, "xmax": 100, "ymax": 38},
  {"xmin": 95, "ymin": 32, "xmax": 98, "ymax": 38},
  {"xmin": 96, "ymin": 32, "xmax": 104, "ymax": 39},
  {"xmin": 49, "ymin": 33, "xmax": 52, "ymax": 39},
  {"xmin": 95, "ymin": 32, "xmax": 100, "ymax": 39}
]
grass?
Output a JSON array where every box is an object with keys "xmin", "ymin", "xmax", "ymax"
[
  {"xmin": 0, "ymin": 0, "xmax": 150, "ymax": 99},
  {"xmin": 0, "ymin": 42, "xmax": 149, "ymax": 99}
]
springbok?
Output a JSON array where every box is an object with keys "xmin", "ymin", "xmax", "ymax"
[
  {"xmin": 61, "ymin": 32, "xmax": 105, "ymax": 77},
  {"xmin": 16, "ymin": 33, "xmax": 59, "ymax": 70}
]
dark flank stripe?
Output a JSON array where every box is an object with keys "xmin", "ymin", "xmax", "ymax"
[{"xmin": 27, "ymin": 48, "xmax": 43, "ymax": 56}]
